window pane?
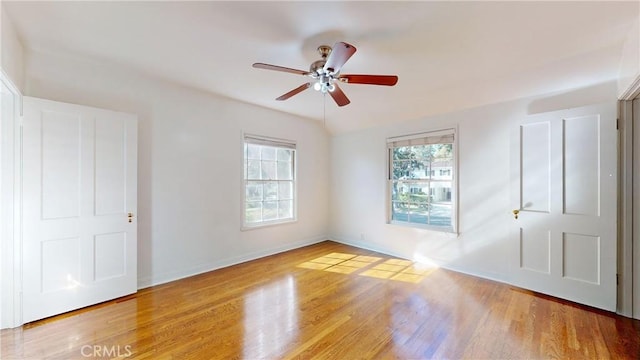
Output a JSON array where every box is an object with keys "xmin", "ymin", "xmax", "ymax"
[
  {"xmin": 263, "ymin": 201, "xmax": 278, "ymax": 221},
  {"xmin": 261, "ymin": 161, "xmax": 276, "ymax": 180},
  {"xmin": 278, "ymin": 200, "xmax": 293, "ymax": 219},
  {"xmin": 430, "ymin": 182, "xmax": 452, "ymax": 201},
  {"xmin": 392, "ymin": 160, "xmax": 412, "ymax": 180},
  {"xmin": 392, "ymin": 146, "xmax": 413, "ymax": 160},
  {"xmin": 246, "ymin": 202, "xmax": 262, "ymax": 223},
  {"xmin": 392, "ymin": 181, "xmax": 410, "ymax": 202},
  {"xmin": 277, "ymin": 161, "xmax": 292, "ymax": 180},
  {"xmin": 392, "ymin": 158, "xmax": 429, "ymax": 180},
  {"xmin": 423, "ymin": 162, "xmax": 432, "ymax": 179},
  {"xmin": 246, "ymin": 182, "xmax": 262, "ymax": 202},
  {"xmin": 411, "ymin": 161, "xmax": 427, "ymax": 179},
  {"xmin": 279, "ymin": 182, "xmax": 292, "ymax": 200},
  {"xmin": 393, "ymin": 160, "xmax": 426, "ymax": 179},
  {"xmin": 277, "ymin": 148, "xmax": 292, "ymax": 162},
  {"xmin": 429, "ymin": 202, "xmax": 452, "ymax": 226},
  {"xmin": 412, "ymin": 145, "xmax": 432, "ymax": 161},
  {"xmin": 247, "ymin": 144, "xmax": 261, "ymax": 160},
  {"xmin": 391, "ymin": 181, "xmax": 400, "ymax": 201},
  {"xmin": 264, "ymin": 182, "xmax": 278, "ymax": 200},
  {"xmin": 407, "ymin": 182, "xmax": 430, "ymax": 204},
  {"xmin": 433, "ymin": 143, "xmax": 453, "ymax": 160},
  {"xmin": 247, "ymin": 160, "xmax": 261, "ymax": 180},
  {"xmin": 433, "ymin": 159, "xmax": 453, "ymax": 180},
  {"xmin": 394, "ymin": 181, "xmax": 429, "ymax": 203},
  {"xmin": 391, "ymin": 202, "xmax": 409, "ymax": 222},
  {"xmin": 410, "ymin": 205, "xmax": 428, "ymax": 225},
  {"xmin": 261, "ymin": 146, "xmax": 276, "ymax": 161}
]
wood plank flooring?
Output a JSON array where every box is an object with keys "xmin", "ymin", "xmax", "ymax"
[{"xmin": 2, "ymin": 241, "xmax": 639, "ymax": 359}]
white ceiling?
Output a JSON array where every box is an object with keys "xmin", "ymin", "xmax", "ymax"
[{"xmin": 4, "ymin": 1, "xmax": 638, "ymax": 134}]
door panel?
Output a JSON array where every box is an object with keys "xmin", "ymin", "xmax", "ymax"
[
  {"xmin": 520, "ymin": 227, "xmax": 550, "ymax": 274},
  {"xmin": 95, "ymin": 116, "xmax": 126, "ymax": 215},
  {"xmin": 41, "ymin": 110, "xmax": 81, "ymax": 219},
  {"xmin": 94, "ymin": 232, "xmax": 127, "ymax": 281},
  {"xmin": 563, "ymin": 115, "xmax": 599, "ymax": 216},
  {"xmin": 511, "ymin": 103, "xmax": 616, "ymax": 311},
  {"xmin": 22, "ymin": 97, "xmax": 137, "ymax": 323},
  {"xmin": 521, "ymin": 122, "xmax": 551, "ymax": 213},
  {"xmin": 562, "ymin": 233, "xmax": 599, "ymax": 284}
]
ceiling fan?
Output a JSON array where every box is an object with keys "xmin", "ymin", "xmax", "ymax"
[{"xmin": 252, "ymin": 42, "xmax": 398, "ymax": 107}]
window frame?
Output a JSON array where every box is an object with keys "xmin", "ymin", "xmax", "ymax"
[
  {"xmin": 242, "ymin": 134, "xmax": 297, "ymax": 230},
  {"xmin": 386, "ymin": 128, "xmax": 458, "ymax": 233}
]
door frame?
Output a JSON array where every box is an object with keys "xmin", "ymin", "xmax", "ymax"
[
  {"xmin": 0, "ymin": 68, "xmax": 23, "ymax": 329},
  {"xmin": 618, "ymin": 73, "xmax": 640, "ymax": 319},
  {"xmin": 619, "ymin": 100, "xmax": 633, "ymax": 318}
]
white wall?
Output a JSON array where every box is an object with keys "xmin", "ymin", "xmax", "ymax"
[
  {"xmin": 24, "ymin": 49, "xmax": 330, "ymax": 288},
  {"xmin": 329, "ymin": 82, "xmax": 617, "ymax": 283},
  {"xmin": 618, "ymin": 16, "xmax": 640, "ymax": 98},
  {"xmin": 1, "ymin": 6, "xmax": 24, "ymax": 91}
]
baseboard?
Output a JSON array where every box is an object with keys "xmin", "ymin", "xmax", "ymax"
[
  {"xmin": 137, "ymin": 235, "xmax": 327, "ymax": 289},
  {"xmin": 329, "ymin": 236, "xmax": 411, "ymax": 261}
]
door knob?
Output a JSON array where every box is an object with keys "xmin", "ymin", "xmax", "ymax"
[
  {"xmin": 512, "ymin": 210, "xmax": 520, "ymax": 219},
  {"xmin": 128, "ymin": 212, "xmax": 134, "ymax": 223}
]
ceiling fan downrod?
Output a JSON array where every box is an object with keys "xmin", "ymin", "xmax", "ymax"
[{"xmin": 311, "ymin": 45, "xmax": 336, "ymax": 93}]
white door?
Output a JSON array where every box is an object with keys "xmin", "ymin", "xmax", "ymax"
[
  {"xmin": 22, "ymin": 97, "xmax": 137, "ymax": 323},
  {"xmin": 510, "ymin": 102, "xmax": 617, "ymax": 311}
]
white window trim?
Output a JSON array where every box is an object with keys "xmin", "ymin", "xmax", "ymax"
[
  {"xmin": 386, "ymin": 127, "xmax": 458, "ymax": 233},
  {"xmin": 241, "ymin": 133, "xmax": 297, "ymax": 230}
]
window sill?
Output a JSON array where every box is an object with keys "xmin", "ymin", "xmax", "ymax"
[
  {"xmin": 387, "ymin": 220, "xmax": 457, "ymax": 235},
  {"xmin": 241, "ymin": 218, "xmax": 297, "ymax": 231}
]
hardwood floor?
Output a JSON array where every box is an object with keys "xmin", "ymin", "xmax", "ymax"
[{"xmin": 2, "ymin": 241, "xmax": 639, "ymax": 359}]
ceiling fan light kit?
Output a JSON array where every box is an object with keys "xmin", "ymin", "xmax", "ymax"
[{"xmin": 253, "ymin": 41, "xmax": 398, "ymax": 107}]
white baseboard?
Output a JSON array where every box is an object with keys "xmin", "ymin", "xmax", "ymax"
[
  {"xmin": 137, "ymin": 235, "xmax": 327, "ymax": 289},
  {"xmin": 329, "ymin": 236, "xmax": 411, "ymax": 261}
]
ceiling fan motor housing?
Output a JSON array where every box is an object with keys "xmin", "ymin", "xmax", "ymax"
[{"xmin": 310, "ymin": 60, "xmax": 326, "ymax": 74}]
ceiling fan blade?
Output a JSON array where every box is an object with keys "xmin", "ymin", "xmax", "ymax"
[
  {"xmin": 323, "ymin": 42, "xmax": 356, "ymax": 74},
  {"xmin": 276, "ymin": 83, "xmax": 312, "ymax": 101},
  {"xmin": 253, "ymin": 63, "xmax": 310, "ymax": 76},
  {"xmin": 329, "ymin": 84, "xmax": 350, "ymax": 107},
  {"xmin": 340, "ymin": 74, "xmax": 398, "ymax": 86}
]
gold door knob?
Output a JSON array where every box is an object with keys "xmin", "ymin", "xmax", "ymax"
[
  {"xmin": 128, "ymin": 212, "xmax": 134, "ymax": 223},
  {"xmin": 512, "ymin": 210, "xmax": 520, "ymax": 219}
]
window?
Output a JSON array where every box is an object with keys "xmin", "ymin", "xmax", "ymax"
[
  {"xmin": 243, "ymin": 135, "xmax": 296, "ymax": 228},
  {"xmin": 387, "ymin": 129, "xmax": 456, "ymax": 231}
]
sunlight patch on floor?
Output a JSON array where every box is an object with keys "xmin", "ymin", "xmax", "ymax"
[{"xmin": 296, "ymin": 253, "xmax": 436, "ymax": 283}]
